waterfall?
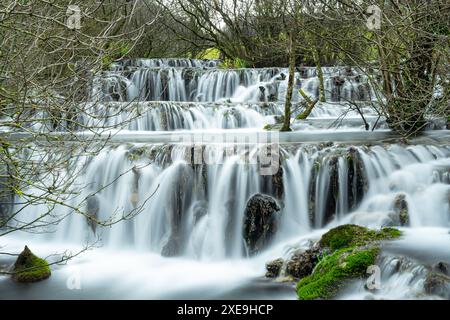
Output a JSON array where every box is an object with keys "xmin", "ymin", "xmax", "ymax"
[
  {"xmin": 1, "ymin": 58, "xmax": 449, "ymax": 300},
  {"xmin": 11, "ymin": 143, "xmax": 449, "ymax": 258}
]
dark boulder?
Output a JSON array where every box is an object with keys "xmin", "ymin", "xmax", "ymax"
[
  {"xmin": 286, "ymin": 247, "xmax": 321, "ymax": 279},
  {"xmin": 243, "ymin": 194, "xmax": 280, "ymax": 255},
  {"xmin": 265, "ymin": 258, "xmax": 284, "ymax": 278},
  {"xmin": 347, "ymin": 147, "xmax": 367, "ymax": 210}
]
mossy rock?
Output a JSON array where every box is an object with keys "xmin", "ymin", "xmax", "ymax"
[
  {"xmin": 13, "ymin": 246, "xmax": 51, "ymax": 283},
  {"xmin": 319, "ymin": 224, "xmax": 401, "ymax": 251},
  {"xmin": 296, "ymin": 224, "xmax": 401, "ymax": 300},
  {"xmin": 296, "ymin": 246, "xmax": 379, "ymax": 300}
]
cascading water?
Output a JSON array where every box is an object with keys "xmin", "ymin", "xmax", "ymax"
[{"xmin": 1, "ymin": 58, "xmax": 449, "ymax": 300}]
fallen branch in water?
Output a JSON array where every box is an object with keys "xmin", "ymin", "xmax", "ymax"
[{"xmin": 296, "ymin": 89, "xmax": 319, "ymax": 120}]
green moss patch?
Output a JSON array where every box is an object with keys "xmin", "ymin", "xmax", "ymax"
[
  {"xmin": 296, "ymin": 246, "xmax": 379, "ymax": 300},
  {"xmin": 295, "ymin": 224, "xmax": 401, "ymax": 300},
  {"xmin": 13, "ymin": 246, "xmax": 51, "ymax": 283},
  {"xmin": 319, "ymin": 224, "xmax": 401, "ymax": 251}
]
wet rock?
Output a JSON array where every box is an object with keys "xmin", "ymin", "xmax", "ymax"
[
  {"xmin": 86, "ymin": 195, "xmax": 99, "ymax": 233},
  {"xmin": 13, "ymin": 246, "xmax": 51, "ymax": 283},
  {"xmin": 394, "ymin": 194, "xmax": 409, "ymax": 226},
  {"xmin": 161, "ymin": 235, "xmax": 181, "ymax": 257},
  {"xmin": 268, "ymin": 93, "xmax": 277, "ymax": 102},
  {"xmin": 265, "ymin": 258, "xmax": 284, "ymax": 278},
  {"xmin": 347, "ymin": 147, "xmax": 368, "ymax": 210},
  {"xmin": 193, "ymin": 200, "xmax": 208, "ymax": 224},
  {"xmin": 331, "ymin": 76, "xmax": 345, "ymax": 101},
  {"xmin": 183, "ymin": 68, "xmax": 197, "ymax": 83},
  {"xmin": 385, "ymin": 194, "xmax": 409, "ymax": 227},
  {"xmin": 319, "ymin": 224, "xmax": 401, "ymax": 251},
  {"xmin": 286, "ymin": 248, "xmax": 321, "ymax": 279},
  {"xmin": 296, "ymin": 225, "xmax": 401, "ymax": 300},
  {"xmin": 159, "ymin": 69, "xmax": 170, "ymax": 100},
  {"xmin": 130, "ymin": 165, "xmax": 141, "ymax": 208},
  {"xmin": 432, "ymin": 261, "xmax": 450, "ymax": 276},
  {"xmin": 308, "ymin": 161, "xmax": 319, "ymax": 226},
  {"xmin": 161, "ymin": 165, "xmax": 194, "ymax": 257},
  {"xmin": 424, "ymin": 271, "xmax": 450, "ymax": 299},
  {"xmin": 275, "ymin": 73, "xmax": 286, "ymax": 81},
  {"xmin": 261, "ymin": 164, "xmax": 284, "ymax": 200},
  {"xmin": 323, "ymin": 156, "xmax": 339, "ymax": 225},
  {"xmin": 258, "ymin": 86, "xmax": 266, "ymax": 102},
  {"xmin": 272, "ymin": 166, "xmax": 284, "ymax": 200},
  {"xmin": 243, "ymin": 194, "xmax": 280, "ymax": 255}
]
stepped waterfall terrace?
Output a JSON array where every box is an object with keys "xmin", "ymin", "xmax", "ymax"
[
  {"xmin": 0, "ymin": 59, "xmax": 449, "ymax": 300},
  {"xmin": 7, "ymin": 59, "xmax": 446, "ymax": 133}
]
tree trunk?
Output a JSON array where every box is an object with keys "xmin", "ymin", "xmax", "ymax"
[
  {"xmin": 313, "ymin": 48, "xmax": 326, "ymax": 102},
  {"xmin": 281, "ymin": 32, "xmax": 296, "ymax": 132}
]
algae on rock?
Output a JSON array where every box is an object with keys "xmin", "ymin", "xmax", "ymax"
[{"xmin": 13, "ymin": 246, "xmax": 51, "ymax": 283}]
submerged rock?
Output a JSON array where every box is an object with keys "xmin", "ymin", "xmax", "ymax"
[
  {"xmin": 13, "ymin": 246, "xmax": 51, "ymax": 283},
  {"xmin": 243, "ymin": 194, "xmax": 280, "ymax": 255}
]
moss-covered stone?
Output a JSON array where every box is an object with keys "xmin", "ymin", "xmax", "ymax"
[
  {"xmin": 13, "ymin": 246, "xmax": 51, "ymax": 283},
  {"xmin": 296, "ymin": 224, "xmax": 401, "ymax": 300},
  {"xmin": 319, "ymin": 224, "xmax": 401, "ymax": 251},
  {"xmin": 297, "ymin": 246, "xmax": 379, "ymax": 300}
]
